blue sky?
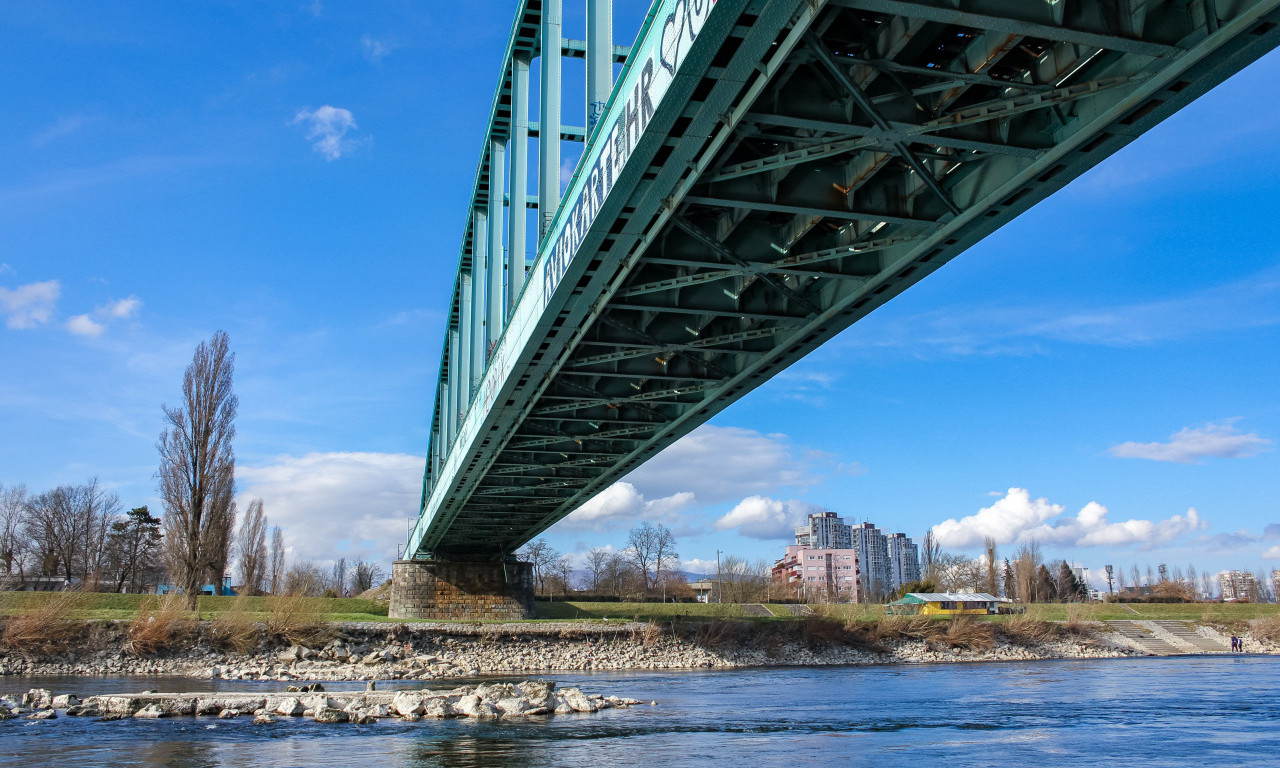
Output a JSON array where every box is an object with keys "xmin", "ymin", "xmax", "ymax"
[{"xmin": 2, "ymin": 1, "xmax": 1278, "ymax": 588}]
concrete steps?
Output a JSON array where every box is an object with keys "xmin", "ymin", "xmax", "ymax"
[
  {"xmin": 1106, "ymin": 620, "xmax": 1230, "ymax": 655},
  {"xmin": 1152, "ymin": 620, "xmax": 1230, "ymax": 652},
  {"xmin": 1106, "ymin": 621, "xmax": 1184, "ymax": 655}
]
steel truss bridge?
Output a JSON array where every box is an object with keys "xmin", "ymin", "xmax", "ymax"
[{"xmin": 407, "ymin": 0, "xmax": 1280, "ymax": 560}]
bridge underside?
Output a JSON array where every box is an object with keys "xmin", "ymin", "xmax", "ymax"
[{"xmin": 414, "ymin": 0, "xmax": 1280, "ymax": 559}]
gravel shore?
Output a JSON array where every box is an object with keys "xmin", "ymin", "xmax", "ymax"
[{"xmin": 4, "ymin": 618, "xmax": 1273, "ymax": 682}]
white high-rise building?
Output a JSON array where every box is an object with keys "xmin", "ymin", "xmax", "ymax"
[
  {"xmin": 1218, "ymin": 570, "xmax": 1258, "ymax": 602},
  {"xmin": 852, "ymin": 522, "xmax": 890, "ymax": 600},
  {"xmin": 794, "ymin": 511, "xmax": 852, "ymax": 550},
  {"xmin": 886, "ymin": 532, "xmax": 920, "ymax": 590}
]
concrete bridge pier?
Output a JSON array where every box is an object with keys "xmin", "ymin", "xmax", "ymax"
[{"xmin": 388, "ymin": 558, "xmax": 535, "ymax": 620}]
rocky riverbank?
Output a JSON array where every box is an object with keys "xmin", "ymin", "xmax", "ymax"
[
  {"xmin": 2, "ymin": 680, "xmax": 642, "ymax": 723},
  {"xmin": 1, "ymin": 618, "xmax": 1274, "ymax": 681}
]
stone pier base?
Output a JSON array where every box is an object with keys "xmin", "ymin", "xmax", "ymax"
[{"xmin": 389, "ymin": 559, "xmax": 535, "ymax": 620}]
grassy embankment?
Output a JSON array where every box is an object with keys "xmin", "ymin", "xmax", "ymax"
[
  {"xmin": 4, "ymin": 591, "xmax": 1278, "ymax": 627},
  {"xmin": 535, "ymin": 600, "xmax": 1280, "ymax": 625},
  {"xmin": 0, "ymin": 592, "xmax": 389, "ymax": 623}
]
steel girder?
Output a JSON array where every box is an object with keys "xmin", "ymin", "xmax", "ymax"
[{"xmin": 412, "ymin": 0, "xmax": 1280, "ymax": 558}]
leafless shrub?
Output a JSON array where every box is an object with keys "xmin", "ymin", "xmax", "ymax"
[
  {"xmin": 799, "ymin": 615, "xmax": 850, "ymax": 648},
  {"xmin": 1251, "ymin": 615, "xmax": 1280, "ymax": 644},
  {"xmin": 125, "ymin": 594, "xmax": 195, "ymax": 656},
  {"xmin": 1064, "ymin": 604, "xmax": 1100, "ymax": 640},
  {"xmin": 631, "ymin": 620, "xmax": 664, "ymax": 647},
  {"xmin": 933, "ymin": 616, "xmax": 995, "ymax": 651},
  {"xmin": 208, "ymin": 596, "xmax": 261, "ymax": 653},
  {"xmin": 997, "ymin": 614, "xmax": 1061, "ymax": 646},
  {"xmin": 0, "ymin": 591, "xmax": 86, "ymax": 657},
  {"xmin": 873, "ymin": 615, "xmax": 944, "ymax": 643},
  {"xmin": 265, "ymin": 594, "xmax": 331, "ymax": 646},
  {"xmin": 690, "ymin": 619, "xmax": 747, "ymax": 648}
]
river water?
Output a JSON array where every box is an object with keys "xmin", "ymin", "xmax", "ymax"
[{"xmin": 2, "ymin": 656, "xmax": 1277, "ymax": 767}]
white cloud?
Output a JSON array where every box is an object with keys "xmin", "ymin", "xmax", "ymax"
[
  {"xmin": 0, "ymin": 264, "xmax": 12, "ymax": 275},
  {"xmin": 0, "ymin": 279, "xmax": 60, "ymax": 329},
  {"xmin": 66, "ymin": 314, "xmax": 104, "ymax": 337},
  {"xmin": 1264, "ymin": 545, "xmax": 1280, "ymax": 560},
  {"xmin": 681, "ymin": 558, "xmax": 717, "ymax": 575},
  {"xmin": 715, "ymin": 495, "xmax": 823, "ymax": 540},
  {"xmin": 101, "ymin": 296, "xmax": 141, "ymax": 319},
  {"xmin": 624, "ymin": 424, "xmax": 821, "ymax": 503},
  {"xmin": 361, "ymin": 34, "xmax": 392, "ymax": 63},
  {"xmin": 932, "ymin": 488, "xmax": 1208, "ymax": 550},
  {"xmin": 238, "ymin": 451, "xmax": 422, "ymax": 563},
  {"xmin": 63, "ymin": 295, "xmax": 142, "ymax": 338},
  {"xmin": 293, "ymin": 106, "xmax": 360, "ymax": 161},
  {"xmin": 562, "ymin": 481, "xmax": 694, "ymax": 532},
  {"xmin": 1108, "ymin": 419, "xmax": 1272, "ymax": 464}
]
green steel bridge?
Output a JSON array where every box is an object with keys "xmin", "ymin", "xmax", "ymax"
[{"xmin": 408, "ymin": 0, "xmax": 1280, "ymax": 560}]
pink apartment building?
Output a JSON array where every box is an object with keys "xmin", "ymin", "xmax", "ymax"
[{"xmin": 773, "ymin": 545, "xmax": 860, "ymax": 603}]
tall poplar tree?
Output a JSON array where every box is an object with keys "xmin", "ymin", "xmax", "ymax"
[{"xmin": 158, "ymin": 330, "xmax": 238, "ymax": 609}]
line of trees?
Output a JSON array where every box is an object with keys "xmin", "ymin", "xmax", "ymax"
[
  {"xmin": 3, "ymin": 332, "xmax": 389, "ymax": 602},
  {"xmin": 0, "ymin": 480, "xmax": 164, "ymax": 593},
  {"xmin": 916, "ymin": 534, "xmax": 1277, "ymax": 604},
  {"xmin": 520, "ymin": 521, "xmax": 693, "ymax": 600}
]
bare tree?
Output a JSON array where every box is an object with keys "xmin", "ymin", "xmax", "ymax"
[
  {"xmin": 584, "ymin": 547, "xmax": 610, "ymax": 593},
  {"xmin": 627, "ymin": 521, "xmax": 678, "ymax": 594},
  {"xmin": 352, "ymin": 560, "xmax": 386, "ymax": 593},
  {"xmin": 519, "ymin": 539, "xmax": 561, "ymax": 595},
  {"xmin": 235, "ymin": 499, "xmax": 269, "ymax": 595},
  {"xmin": 22, "ymin": 480, "xmax": 121, "ymax": 587},
  {"xmin": 983, "ymin": 536, "xmax": 999, "ymax": 596},
  {"xmin": 550, "ymin": 555, "xmax": 576, "ymax": 597},
  {"xmin": 718, "ymin": 555, "xmax": 771, "ymax": 603},
  {"xmin": 921, "ymin": 529, "xmax": 941, "ymax": 582},
  {"xmin": 1012, "ymin": 541, "xmax": 1043, "ymax": 603},
  {"xmin": 269, "ymin": 526, "xmax": 286, "ymax": 594},
  {"xmin": 282, "ymin": 560, "xmax": 325, "ymax": 596},
  {"xmin": 329, "ymin": 557, "xmax": 347, "ymax": 597},
  {"xmin": 602, "ymin": 552, "xmax": 637, "ymax": 598},
  {"xmin": 158, "ymin": 330, "xmax": 238, "ymax": 609},
  {"xmin": 0, "ymin": 483, "xmax": 30, "ymax": 584}
]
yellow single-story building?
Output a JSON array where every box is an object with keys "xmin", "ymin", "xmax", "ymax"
[{"xmin": 885, "ymin": 592, "xmax": 1011, "ymax": 616}]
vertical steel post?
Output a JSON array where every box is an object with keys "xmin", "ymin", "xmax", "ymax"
[
  {"xmin": 487, "ymin": 138, "xmax": 505, "ymax": 342},
  {"xmin": 508, "ymin": 53, "xmax": 530, "ymax": 313},
  {"xmin": 539, "ymin": 0, "xmax": 562, "ymax": 241},
  {"xmin": 470, "ymin": 211, "xmax": 488, "ymax": 387},
  {"xmin": 458, "ymin": 272, "xmax": 473, "ymax": 406},
  {"xmin": 586, "ymin": 0, "xmax": 612, "ymax": 135},
  {"xmin": 447, "ymin": 325, "xmax": 460, "ymax": 445}
]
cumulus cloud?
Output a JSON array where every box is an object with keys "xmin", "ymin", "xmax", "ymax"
[
  {"xmin": 1108, "ymin": 419, "xmax": 1272, "ymax": 464},
  {"xmin": 65, "ymin": 314, "xmax": 104, "ymax": 337},
  {"xmin": 932, "ymin": 488, "xmax": 1207, "ymax": 550},
  {"xmin": 238, "ymin": 451, "xmax": 422, "ymax": 563},
  {"xmin": 1264, "ymin": 545, "xmax": 1280, "ymax": 560},
  {"xmin": 562, "ymin": 481, "xmax": 694, "ymax": 532},
  {"xmin": 101, "ymin": 296, "xmax": 141, "ymax": 319},
  {"xmin": 64, "ymin": 295, "xmax": 142, "ymax": 337},
  {"xmin": 624, "ymin": 425, "xmax": 821, "ymax": 503},
  {"xmin": 0, "ymin": 279, "xmax": 60, "ymax": 329},
  {"xmin": 715, "ymin": 496, "xmax": 824, "ymax": 540},
  {"xmin": 682, "ymin": 558, "xmax": 717, "ymax": 575},
  {"xmin": 293, "ymin": 106, "xmax": 360, "ymax": 160}
]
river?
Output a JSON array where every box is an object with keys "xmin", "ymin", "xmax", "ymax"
[{"xmin": 2, "ymin": 656, "xmax": 1277, "ymax": 767}]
